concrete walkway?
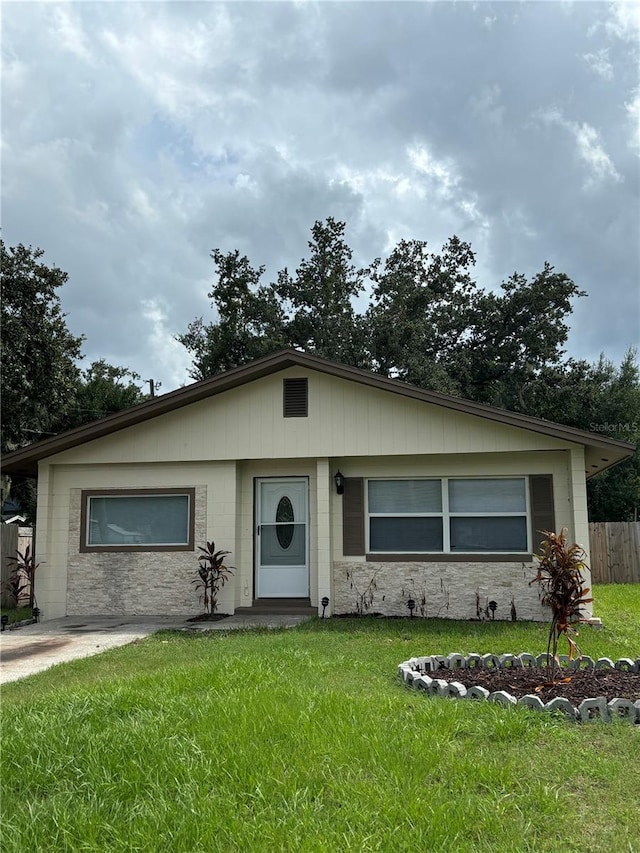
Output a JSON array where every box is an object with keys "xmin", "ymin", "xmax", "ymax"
[{"xmin": 0, "ymin": 613, "xmax": 313, "ymax": 684}]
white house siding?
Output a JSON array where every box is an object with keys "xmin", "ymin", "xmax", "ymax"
[
  {"xmin": 329, "ymin": 449, "xmax": 585, "ymax": 621},
  {"xmin": 45, "ymin": 368, "xmax": 575, "ymax": 467}
]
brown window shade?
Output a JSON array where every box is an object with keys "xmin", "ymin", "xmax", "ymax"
[
  {"xmin": 343, "ymin": 477, "xmax": 365, "ymax": 556},
  {"xmin": 283, "ymin": 378, "xmax": 308, "ymax": 417},
  {"xmin": 529, "ymin": 475, "xmax": 555, "ymax": 554}
]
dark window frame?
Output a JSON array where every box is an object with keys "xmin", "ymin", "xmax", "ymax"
[
  {"xmin": 79, "ymin": 488, "xmax": 196, "ymax": 553},
  {"xmin": 365, "ymin": 477, "xmax": 531, "ymax": 557}
]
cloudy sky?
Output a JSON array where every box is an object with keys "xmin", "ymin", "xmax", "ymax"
[{"xmin": 2, "ymin": 0, "xmax": 639, "ymax": 392}]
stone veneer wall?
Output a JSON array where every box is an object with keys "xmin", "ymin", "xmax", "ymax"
[
  {"xmin": 333, "ymin": 560, "xmax": 547, "ymax": 621},
  {"xmin": 66, "ymin": 486, "xmax": 208, "ymax": 616}
]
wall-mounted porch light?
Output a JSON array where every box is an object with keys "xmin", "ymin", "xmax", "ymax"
[{"xmin": 334, "ymin": 471, "xmax": 345, "ymax": 495}]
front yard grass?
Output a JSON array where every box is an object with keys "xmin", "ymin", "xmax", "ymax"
[
  {"xmin": 1, "ymin": 584, "xmax": 639, "ymax": 852},
  {"xmin": 0, "ymin": 606, "xmax": 33, "ymax": 625}
]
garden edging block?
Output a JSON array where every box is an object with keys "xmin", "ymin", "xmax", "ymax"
[{"xmin": 399, "ymin": 653, "xmax": 640, "ymax": 724}]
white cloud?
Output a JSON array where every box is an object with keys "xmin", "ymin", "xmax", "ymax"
[
  {"xmin": 574, "ymin": 122, "xmax": 622, "ymax": 186},
  {"xmin": 582, "ymin": 48, "xmax": 614, "ymax": 80},
  {"xmin": 1, "ymin": 0, "xmax": 638, "ymax": 386},
  {"xmin": 52, "ymin": 6, "xmax": 92, "ymax": 62},
  {"xmin": 536, "ymin": 108, "xmax": 622, "ymax": 188},
  {"xmin": 407, "ymin": 143, "xmax": 460, "ymax": 200},
  {"xmin": 626, "ymin": 89, "xmax": 640, "ymax": 154},
  {"xmin": 605, "ymin": 0, "xmax": 640, "ymax": 42},
  {"xmin": 141, "ymin": 299, "xmax": 192, "ymax": 391}
]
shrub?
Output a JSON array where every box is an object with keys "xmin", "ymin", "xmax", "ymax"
[
  {"xmin": 5, "ymin": 545, "xmax": 39, "ymax": 609},
  {"xmin": 192, "ymin": 541, "xmax": 234, "ymax": 615},
  {"xmin": 529, "ymin": 528, "xmax": 592, "ymax": 680}
]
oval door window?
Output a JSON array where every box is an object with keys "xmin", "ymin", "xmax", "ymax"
[{"xmin": 276, "ymin": 496, "xmax": 295, "ymax": 549}]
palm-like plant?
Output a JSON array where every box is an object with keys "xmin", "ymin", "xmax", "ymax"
[
  {"xmin": 6, "ymin": 545, "xmax": 39, "ymax": 609},
  {"xmin": 192, "ymin": 541, "xmax": 234, "ymax": 616},
  {"xmin": 529, "ymin": 528, "xmax": 593, "ymax": 681}
]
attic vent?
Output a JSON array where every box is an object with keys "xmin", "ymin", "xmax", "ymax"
[{"xmin": 283, "ymin": 378, "xmax": 308, "ymax": 417}]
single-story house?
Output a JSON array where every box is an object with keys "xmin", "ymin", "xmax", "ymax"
[{"xmin": 2, "ymin": 350, "xmax": 634, "ymax": 622}]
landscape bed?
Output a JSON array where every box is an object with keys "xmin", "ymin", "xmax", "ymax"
[{"xmin": 400, "ymin": 653, "xmax": 640, "ymax": 722}]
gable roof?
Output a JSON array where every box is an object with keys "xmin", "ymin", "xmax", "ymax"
[{"xmin": 2, "ymin": 349, "xmax": 634, "ymax": 478}]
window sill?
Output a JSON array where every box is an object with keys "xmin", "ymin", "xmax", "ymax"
[
  {"xmin": 80, "ymin": 544, "xmax": 194, "ymax": 554},
  {"xmin": 365, "ymin": 553, "xmax": 533, "ymax": 563}
]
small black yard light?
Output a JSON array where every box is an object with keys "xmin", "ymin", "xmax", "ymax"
[
  {"xmin": 334, "ymin": 471, "xmax": 345, "ymax": 495},
  {"xmin": 1, "ymin": 614, "xmax": 8, "ymax": 631},
  {"xmin": 407, "ymin": 598, "xmax": 416, "ymax": 618},
  {"xmin": 32, "ymin": 607, "xmax": 41, "ymax": 623},
  {"xmin": 488, "ymin": 600, "xmax": 497, "ymax": 621},
  {"xmin": 321, "ymin": 596, "xmax": 329, "ymax": 618}
]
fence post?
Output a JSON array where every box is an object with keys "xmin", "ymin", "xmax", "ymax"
[{"xmin": 1, "ymin": 525, "xmax": 19, "ymax": 608}]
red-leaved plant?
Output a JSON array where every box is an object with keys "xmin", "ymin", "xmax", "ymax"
[
  {"xmin": 529, "ymin": 528, "xmax": 593, "ymax": 682},
  {"xmin": 192, "ymin": 541, "xmax": 234, "ymax": 616},
  {"xmin": 5, "ymin": 545, "xmax": 39, "ymax": 609}
]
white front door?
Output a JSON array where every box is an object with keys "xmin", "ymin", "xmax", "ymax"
[{"xmin": 256, "ymin": 478, "xmax": 309, "ymax": 598}]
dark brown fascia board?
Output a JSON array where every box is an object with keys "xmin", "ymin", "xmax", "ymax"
[{"xmin": 2, "ymin": 348, "xmax": 635, "ymax": 478}]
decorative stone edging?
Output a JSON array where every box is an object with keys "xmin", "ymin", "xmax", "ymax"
[{"xmin": 398, "ymin": 653, "xmax": 640, "ymax": 723}]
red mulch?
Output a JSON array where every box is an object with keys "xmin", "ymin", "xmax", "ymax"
[{"xmin": 428, "ymin": 666, "xmax": 640, "ymax": 703}]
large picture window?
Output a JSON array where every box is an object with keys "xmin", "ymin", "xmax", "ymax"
[
  {"xmin": 80, "ymin": 489, "xmax": 195, "ymax": 552},
  {"xmin": 366, "ymin": 478, "xmax": 528, "ymax": 554}
]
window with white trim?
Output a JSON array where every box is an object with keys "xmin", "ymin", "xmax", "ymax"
[
  {"xmin": 366, "ymin": 478, "xmax": 528, "ymax": 553},
  {"xmin": 80, "ymin": 489, "xmax": 195, "ymax": 552}
]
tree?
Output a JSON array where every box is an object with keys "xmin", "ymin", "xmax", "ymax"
[
  {"xmin": 453, "ymin": 263, "xmax": 587, "ymax": 410},
  {"xmin": 52, "ymin": 359, "xmax": 148, "ymax": 433},
  {"xmin": 179, "ymin": 218, "xmax": 373, "ymax": 379},
  {"xmin": 275, "ymin": 217, "xmax": 371, "ymax": 368},
  {"xmin": 1, "ymin": 241, "xmax": 84, "ymax": 452},
  {"xmin": 498, "ymin": 350, "xmax": 639, "ymax": 521},
  {"xmin": 579, "ymin": 351, "xmax": 639, "ymax": 522},
  {"xmin": 178, "ymin": 219, "xmax": 637, "ymax": 520},
  {"xmin": 177, "ymin": 249, "xmax": 286, "ymax": 380},
  {"xmin": 2, "ymin": 241, "xmax": 150, "ymax": 522},
  {"xmin": 367, "ymin": 236, "xmax": 478, "ymax": 392}
]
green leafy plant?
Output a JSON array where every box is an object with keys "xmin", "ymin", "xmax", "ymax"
[
  {"xmin": 529, "ymin": 528, "xmax": 593, "ymax": 681},
  {"xmin": 192, "ymin": 541, "xmax": 234, "ymax": 616},
  {"xmin": 5, "ymin": 545, "xmax": 39, "ymax": 609}
]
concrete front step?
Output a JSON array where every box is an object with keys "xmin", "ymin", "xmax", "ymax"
[{"xmin": 235, "ymin": 598, "xmax": 317, "ymax": 616}]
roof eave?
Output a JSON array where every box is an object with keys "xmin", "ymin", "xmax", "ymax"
[{"xmin": 1, "ymin": 349, "xmax": 636, "ymax": 477}]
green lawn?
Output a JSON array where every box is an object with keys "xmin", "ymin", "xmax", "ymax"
[
  {"xmin": 1, "ymin": 585, "xmax": 639, "ymax": 853},
  {"xmin": 0, "ymin": 606, "xmax": 33, "ymax": 625}
]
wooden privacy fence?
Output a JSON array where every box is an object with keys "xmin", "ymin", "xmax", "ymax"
[
  {"xmin": 589, "ymin": 522, "xmax": 640, "ymax": 584},
  {"xmin": 1, "ymin": 525, "xmax": 33, "ymax": 607}
]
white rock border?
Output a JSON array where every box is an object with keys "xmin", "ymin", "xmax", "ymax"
[{"xmin": 398, "ymin": 653, "xmax": 640, "ymax": 723}]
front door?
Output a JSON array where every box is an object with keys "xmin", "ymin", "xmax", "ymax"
[{"xmin": 256, "ymin": 478, "xmax": 309, "ymax": 598}]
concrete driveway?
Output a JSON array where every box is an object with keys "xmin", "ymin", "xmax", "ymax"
[{"xmin": 0, "ymin": 613, "xmax": 312, "ymax": 684}]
